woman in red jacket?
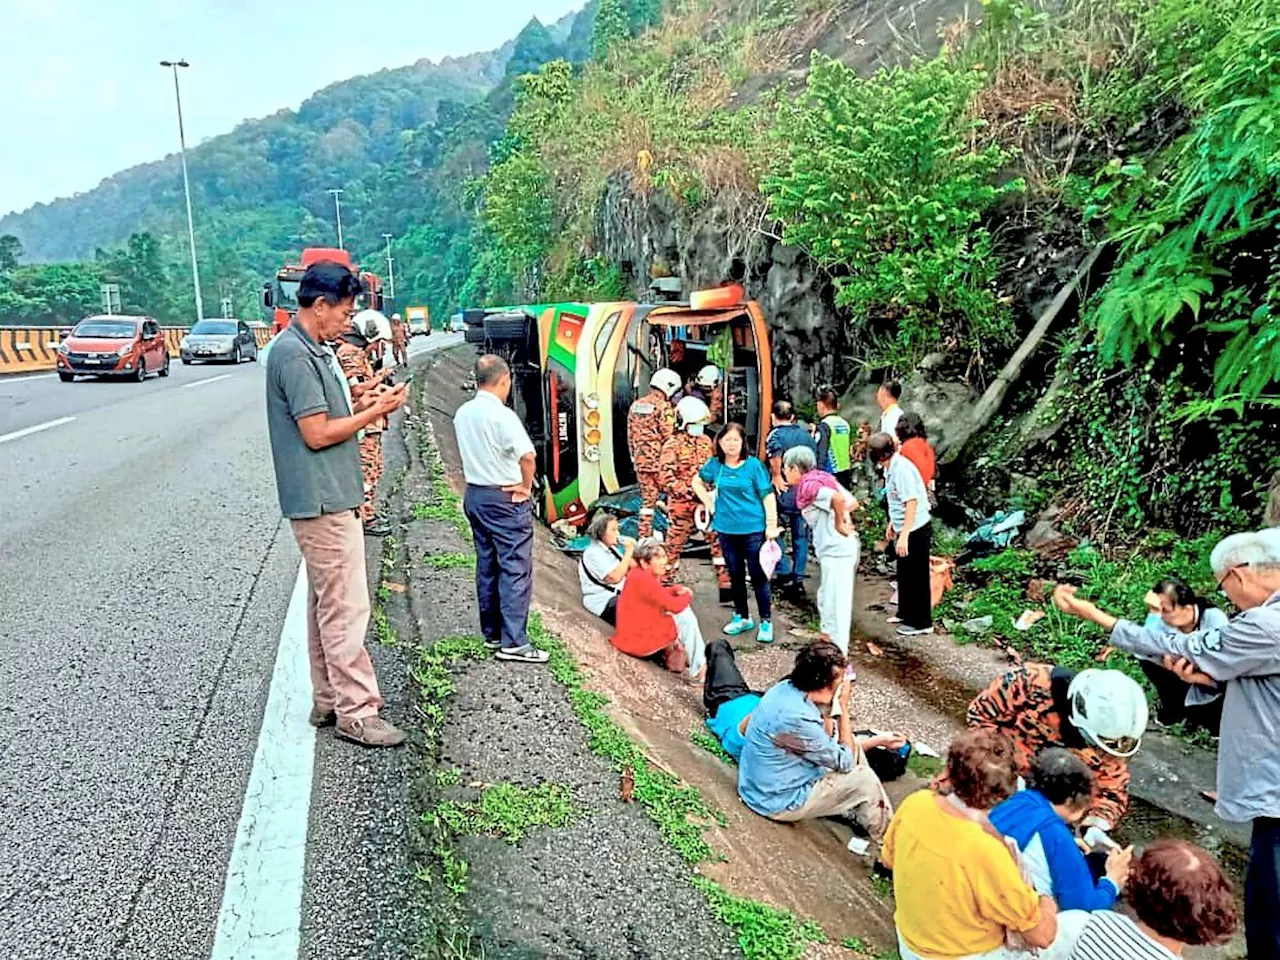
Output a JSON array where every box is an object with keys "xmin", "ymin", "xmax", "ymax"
[{"xmin": 612, "ymin": 539, "xmax": 707, "ymax": 682}]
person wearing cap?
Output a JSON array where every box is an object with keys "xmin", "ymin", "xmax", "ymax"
[
  {"xmin": 1053, "ymin": 528, "xmax": 1280, "ymax": 960},
  {"xmin": 335, "ymin": 308, "xmax": 395, "ymax": 537},
  {"xmin": 627, "ymin": 368, "xmax": 681, "ymax": 539},
  {"xmin": 966, "ymin": 663, "xmax": 1148, "ymax": 841},
  {"xmin": 265, "ymin": 261, "xmax": 408, "ymax": 747}
]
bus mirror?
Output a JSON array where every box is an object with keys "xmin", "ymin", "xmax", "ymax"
[{"xmin": 261, "ymin": 283, "xmax": 273, "ymax": 309}]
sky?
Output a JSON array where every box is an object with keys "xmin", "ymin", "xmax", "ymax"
[{"xmin": 0, "ymin": 0, "xmax": 583, "ymax": 217}]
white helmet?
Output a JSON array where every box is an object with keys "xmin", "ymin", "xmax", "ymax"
[
  {"xmin": 674, "ymin": 395, "xmax": 711, "ymax": 427},
  {"xmin": 1067, "ymin": 669, "xmax": 1149, "ymax": 758},
  {"xmin": 353, "ymin": 309, "xmax": 392, "ymax": 344},
  {"xmin": 650, "ymin": 368, "xmax": 681, "ymax": 398},
  {"xmin": 695, "ymin": 364, "xmax": 721, "ymax": 388},
  {"xmin": 392, "ymin": 313, "xmax": 402, "ymax": 321}
]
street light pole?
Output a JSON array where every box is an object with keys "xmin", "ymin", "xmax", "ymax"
[
  {"xmin": 382, "ymin": 233, "xmax": 396, "ymax": 301},
  {"xmin": 160, "ymin": 59, "xmax": 204, "ymax": 323},
  {"xmin": 328, "ymin": 189, "xmax": 345, "ymax": 249}
]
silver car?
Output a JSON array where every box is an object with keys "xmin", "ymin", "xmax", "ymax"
[{"xmin": 180, "ymin": 319, "xmax": 259, "ymax": 364}]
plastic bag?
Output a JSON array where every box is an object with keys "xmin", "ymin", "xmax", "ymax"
[{"xmin": 758, "ymin": 538, "xmax": 782, "ymax": 580}]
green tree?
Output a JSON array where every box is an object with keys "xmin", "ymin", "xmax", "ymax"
[
  {"xmin": 506, "ymin": 19, "xmax": 562, "ymax": 79},
  {"xmin": 0, "ymin": 234, "xmax": 22, "ymax": 273},
  {"xmin": 592, "ymin": 0, "xmax": 630, "ymax": 60},
  {"xmin": 764, "ymin": 54, "xmax": 1021, "ymax": 364}
]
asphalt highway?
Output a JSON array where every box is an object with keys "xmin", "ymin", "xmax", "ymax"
[{"xmin": 0, "ymin": 332, "xmax": 461, "ymax": 959}]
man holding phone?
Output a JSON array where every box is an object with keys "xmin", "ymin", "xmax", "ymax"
[{"xmin": 266, "ymin": 260, "xmax": 409, "ymax": 748}]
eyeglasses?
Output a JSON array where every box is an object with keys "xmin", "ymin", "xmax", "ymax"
[{"xmin": 1217, "ymin": 562, "xmax": 1250, "ymax": 596}]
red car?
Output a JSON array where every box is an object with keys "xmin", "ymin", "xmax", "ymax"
[{"xmin": 57, "ymin": 315, "xmax": 170, "ymax": 382}]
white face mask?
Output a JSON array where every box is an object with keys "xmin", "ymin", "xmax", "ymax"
[{"xmin": 686, "ymin": 424, "xmax": 705, "ymax": 436}]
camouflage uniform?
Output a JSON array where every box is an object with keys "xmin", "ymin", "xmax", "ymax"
[
  {"xmin": 657, "ymin": 432, "xmax": 730, "ymax": 589},
  {"xmin": 967, "ymin": 663, "xmax": 1131, "ymax": 828},
  {"xmin": 336, "ymin": 337, "xmax": 384, "ymax": 524},
  {"xmin": 627, "ymin": 388, "xmax": 675, "ymax": 538},
  {"xmin": 391, "ymin": 319, "xmax": 409, "ymax": 366}
]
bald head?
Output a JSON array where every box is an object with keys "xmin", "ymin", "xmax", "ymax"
[{"xmin": 475, "ymin": 354, "xmax": 512, "ymax": 402}]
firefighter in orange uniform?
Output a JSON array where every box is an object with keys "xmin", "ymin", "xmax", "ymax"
[
  {"xmin": 627, "ymin": 368, "xmax": 681, "ymax": 538},
  {"xmin": 658, "ymin": 396, "xmax": 732, "ymax": 602},
  {"xmin": 336, "ymin": 310, "xmax": 394, "ymax": 537}
]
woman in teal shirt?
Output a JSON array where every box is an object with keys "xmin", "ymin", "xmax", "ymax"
[{"xmin": 693, "ymin": 423, "xmax": 781, "ymax": 642}]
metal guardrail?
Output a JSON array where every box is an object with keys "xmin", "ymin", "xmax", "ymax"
[{"xmin": 0, "ymin": 326, "xmax": 273, "ymax": 374}]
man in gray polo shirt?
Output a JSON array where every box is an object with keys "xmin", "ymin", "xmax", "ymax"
[
  {"xmin": 1054, "ymin": 528, "xmax": 1280, "ymax": 958},
  {"xmin": 266, "ymin": 260, "xmax": 408, "ymax": 748}
]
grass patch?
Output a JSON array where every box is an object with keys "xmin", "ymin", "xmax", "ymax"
[
  {"xmin": 691, "ymin": 725, "xmax": 736, "ymax": 765},
  {"xmin": 372, "ymin": 601, "xmax": 399, "ymax": 647},
  {"xmin": 412, "ymin": 634, "xmax": 492, "ymax": 735},
  {"xmin": 693, "ymin": 877, "xmax": 827, "ymax": 960},
  {"xmin": 906, "ymin": 751, "xmax": 942, "ymax": 779},
  {"xmin": 423, "ymin": 552, "xmax": 476, "ymax": 570},
  {"xmin": 436, "ymin": 767, "xmax": 462, "ymax": 787},
  {"xmin": 436, "ymin": 783, "xmax": 575, "ymax": 844},
  {"xmin": 869, "ymin": 872, "xmax": 893, "ymax": 900},
  {"xmin": 528, "ymin": 614, "xmax": 722, "ymax": 863}
]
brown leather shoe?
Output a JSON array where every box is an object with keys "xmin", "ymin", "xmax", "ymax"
[
  {"xmin": 309, "ymin": 707, "xmax": 337, "ymax": 728},
  {"xmin": 336, "ymin": 716, "xmax": 407, "ymax": 748}
]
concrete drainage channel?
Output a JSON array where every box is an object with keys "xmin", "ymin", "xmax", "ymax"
[{"xmin": 385, "ymin": 362, "xmax": 904, "ymax": 960}]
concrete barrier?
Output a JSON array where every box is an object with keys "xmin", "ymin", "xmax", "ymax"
[{"xmin": 0, "ymin": 325, "xmax": 275, "ymax": 375}]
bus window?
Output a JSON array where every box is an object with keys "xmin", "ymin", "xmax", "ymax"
[{"xmin": 594, "ymin": 310, "xmax": 622, "ymax": 367}]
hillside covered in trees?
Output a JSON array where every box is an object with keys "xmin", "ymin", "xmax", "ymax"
[{"xmin": 0, "ymin": 7, "xmax": 594, "ymax": 322}]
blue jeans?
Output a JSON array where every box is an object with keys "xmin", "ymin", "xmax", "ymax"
[
  {"xmin": 464, "ymin": 485, "xmax": 534, "ymax": 650},
  {"xmin": 719, "ymin": 530, "xmax": 771, "ymax": 622},
  {"xmin": 775, "ymin": 503, "xmax": 810, "ymax": 585}
]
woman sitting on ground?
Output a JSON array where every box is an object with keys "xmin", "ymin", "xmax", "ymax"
[
  {"xmin": 737, "ymin": 641, "xmax": 894, "ymax": 852},
  {"xmin": 611, "ymin": 539, "xmax": 706, "ymax": 682},
  {"xmin": 1137, "ymin": 577, "xmax": 1228, "ymax": 735},
  {"xmin": 881, "ymin": 729, "xmax": 1060, "ymax": 960},
  {"xmin": 989, "ymin": 748, "xmax": 1132, "ymax": 913},
  {"xmin": 578, "ymin": 512, "xmax": 635, "ymax": 626},
  {"xmin": 1070, "ymin": 838, "xmax": 1237, "ymax": 960}
]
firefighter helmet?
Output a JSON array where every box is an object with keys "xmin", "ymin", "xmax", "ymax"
[
  {"xmin": 695, "ymin": 364, "xmax": 721, "ymax": 388},
  {"xmin": 674, "ymin": 396, "xmax": 711, "ymax": 427},
  {"xmin": 353, "ymin": 309, "xmax": 392, "ymax": 344},
  {"xmin": 650, "ymin": 368, "xmax": 682, "ymax": 399},
  {"xmin": 1067, "ymin": 669, "xmax": 1149, "ymax": 758}
]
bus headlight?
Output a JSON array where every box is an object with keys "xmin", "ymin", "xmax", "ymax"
[
  {"xmin": 584, "ymin": 409, "xmax": 601, "ymax": 428},
  {"xmin": 584, "ymin": 445, "xmax": 601, "ymax": 463},
  {"xmin": 585, "ymin": 428, "xmax": 602, "ymax": 446},
  {"xmin": 584, "ymin": 393, "xmax": 601, "ymax": 410}
]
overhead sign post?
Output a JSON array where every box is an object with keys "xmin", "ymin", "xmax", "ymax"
[{"xmin": 100, "ymin": 284, "xmax": 121, "ymax": 316}]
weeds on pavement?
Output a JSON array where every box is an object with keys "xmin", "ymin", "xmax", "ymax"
[
  {"xmin": 693, "ymin": 877, "xmax": 826, "ymax": 960},
  {"xmin": 436, "ymin": 767, "xmax": 462, "ymax": 787},
  {"xmin": 436, "ymin": 783, "xmax": 575, "ymax": 844},
  {"xmin": 528, "ymin": 614, "xmax": 722, "ymax": 863},
  {"xmin": 906, "ymin": 752, "xmax": 942, "ymax": 779},
  {"xmin": 423, "ymin": 552, "xmax": 475, "ymax": 570},
  {"xmin": 411, "ymin": 634, "xmax": 491, "ymax": 734},
  {"xmin": 690, "ymin": 725, "xmax": 736, "ymax": 765}
]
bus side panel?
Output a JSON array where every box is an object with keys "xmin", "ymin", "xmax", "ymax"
[{"xmin": 543, "ymin": 309, "xmax": 587, "ymax": 525}]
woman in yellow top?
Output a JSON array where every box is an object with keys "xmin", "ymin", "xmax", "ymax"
[{"xmin": 880, "ymin": 729, "xmax": 1059, "ymax": 960}]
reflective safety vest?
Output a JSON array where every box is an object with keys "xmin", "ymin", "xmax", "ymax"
[{"xmin": 823, "ymin": 414, "xmax": 852, "ymax": 471}]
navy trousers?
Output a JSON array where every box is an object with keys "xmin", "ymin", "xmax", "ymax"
[
  {"xmin": 464, "ymin": 484, "xmax": 534, "ymax": 651},
  {"xmin": 1248, "ymin": 817, "xmax": 1280, "ymax": 960}
]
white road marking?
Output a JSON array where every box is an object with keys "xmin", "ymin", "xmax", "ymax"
[
  {"xmin": 0, "ymin": 416, "xmax": 76, "ymax": 445},
  {"xmin": 183, "ymin": 374, "xmax": 234, "ymax": 389},
  {"xmin": 211, "ymin": 563, "xmax": 315, "ymax": 960},
  {"xmin": 0, "ymin": 372, "xmax": 56, "ymax": 384}
]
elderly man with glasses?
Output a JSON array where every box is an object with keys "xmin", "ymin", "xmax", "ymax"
[{"xmin": 1053, "ymin": 527, "xmax": 1280, "ymax": 960}]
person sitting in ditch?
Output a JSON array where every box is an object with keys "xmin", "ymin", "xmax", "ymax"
[
  {"xmin": 737, "ymin": 641, "xmax": 894, "ymax": 851},
  {"xmin": 989, "ymin": 748, "xmax": 1132, "ymax": 915},
  {"xmin": 578, "ymin": 512, "xmax": 635, "ymax": 627},
  {"xmin": 611, "ymin": 539, "xmax": 706, "ymax": 683},
  {"xmin": 704, "ymin": 637, "xmax": 910, "ymax": 778}
]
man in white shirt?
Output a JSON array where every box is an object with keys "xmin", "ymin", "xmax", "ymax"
[
  {"xmin": 453, "ymin": 354, "xmax": 548, "ymax": 664},
  {"xmin": 877, "ymin": 380, "xmax": 904, "ymax": 441}
]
